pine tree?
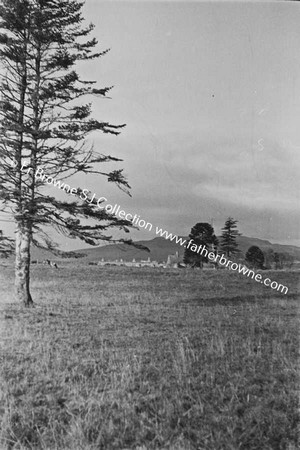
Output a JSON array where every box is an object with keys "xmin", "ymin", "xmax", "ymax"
[
  {"xmin": 183, "ymin": 222, "xmax": 218, "ymax": 268},
  {"xmin": 0, "ymin": 229, "xmax": 14, "ymax": 258},
  {"xmin": 0, "ymin": 0, "xmax": 135, "ymax": 306},
  {"xmin": 220, "ymin": 217, "xmax": 241, "ymax": 257}
]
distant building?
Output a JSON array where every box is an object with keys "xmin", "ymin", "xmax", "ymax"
[
  {"xmin": 97, "ymin": 257, "xmax": 162, "ymax": 268},
  {"xmin": 140, "ymin": 257, "xmax": 160, "ymax": 267},
  {"xmin": 166, "ymin": 251, "xmax": 184, "ymax": 268}
]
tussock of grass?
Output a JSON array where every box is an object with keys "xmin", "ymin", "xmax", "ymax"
[{"xmin": 0, "ymin": 266, "xmax": 299, "ymax": 449}]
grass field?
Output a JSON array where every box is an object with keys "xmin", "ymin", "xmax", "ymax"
[{"xmin": 0, "ymin": 264, "xmax": 299, "ymax": 449}]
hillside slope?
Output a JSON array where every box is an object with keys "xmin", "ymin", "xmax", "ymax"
[
  {"xmin": 4, "ymin": 236, "xmax": 298, "ymax": 264},
  {"xmin": 74, "ymin": 236, "xmax": 300, "ymax": 263}
]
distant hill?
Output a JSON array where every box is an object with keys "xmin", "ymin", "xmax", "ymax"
[
  {"xmin": 5, "ymin": 235, "xmax": 299, "ymax": 264},
  {"xmin": 75, "ymin": 237, "xmax": 182, "ymax": 263},
  {"xmin": 72, "ymin": 236, "xmax": 300, "ymax": 263},
  {"xmin": 4, "ymin": 247, "xmax": 85, "ymax": 262},
  {"xmin": 235, "ymin": 236, "xmax": 300, "ymax": 260}
]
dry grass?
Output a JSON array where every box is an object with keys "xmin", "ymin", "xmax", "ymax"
[{"xmin": 0, "ymin": 264, "xmax": 299, "ymax": 449}]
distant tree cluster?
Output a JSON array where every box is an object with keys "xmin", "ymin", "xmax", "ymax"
[
  {"xmin": 264, "ymin": 249, "xmax": 295, "ymax": 270},
  {"xmin": 184, "ymin": 217, "xmax": 241, "ymax": 268},
  {"xmin": 184, "ymin": 217, "xmax": 295, "ymax": 271}
]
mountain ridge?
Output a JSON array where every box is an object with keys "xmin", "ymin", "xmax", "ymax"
[
  {"xmin": 66, "ymin": 235, "xmax": 300, "ymax": 263},
  {"xmin": 24, "ymin": 235, "xmax": 300, "ymax": 262}
]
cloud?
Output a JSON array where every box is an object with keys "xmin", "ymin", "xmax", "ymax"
[{"xmin": 154, "ymin": 134, "xmax": 300, "ymax": 214}]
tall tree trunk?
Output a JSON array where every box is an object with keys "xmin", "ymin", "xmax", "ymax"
[{"xmin": 15, "ymin": 222, "xmax": 33, "ymax": 307}]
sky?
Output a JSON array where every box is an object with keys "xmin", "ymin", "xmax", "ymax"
[{"xmin": 1, "ymin": 0, "xmax": 300, "ymax": 249}]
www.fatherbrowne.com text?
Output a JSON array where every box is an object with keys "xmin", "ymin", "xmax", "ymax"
[
  {"xmin": 21, "ymin": 164, "xmax": 289, "ymax": 294},
  {"xmin": 154, "ymin": 228, "xmax": 288, "ymax": 294},
  {"xmin": 21, "ymin": 165, "xmax": 152, "ymax": 229}
]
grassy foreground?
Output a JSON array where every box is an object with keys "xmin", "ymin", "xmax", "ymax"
[{"xmin": 0, "ymin": 264, "xmax": 299, "ymax": 449}]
